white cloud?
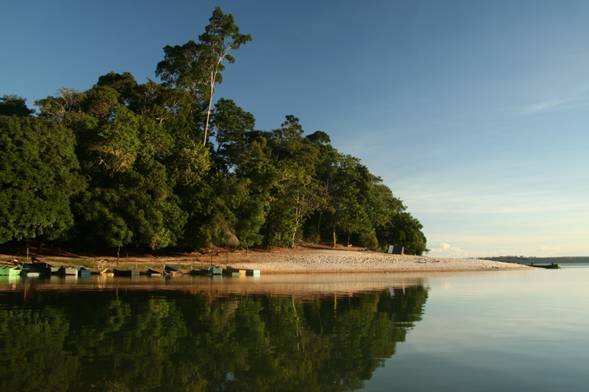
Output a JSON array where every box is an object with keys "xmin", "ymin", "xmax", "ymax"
[
  {"xmin": 520, "ymin": 98, "xmax": 569, "ymax": 115},
  {"xmin": 519, "ymin": 87, "xmax": 589, "ymax": 115},
  {"xmin": 425, "ymin": 232, "xmax": 589, "ymax": 257},
  {"xmin": 428, "ymin": 242, "xmax": 468, "ymax": 257}
]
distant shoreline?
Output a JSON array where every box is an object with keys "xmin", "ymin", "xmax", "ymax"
[
  {"xmin": 483, "ymin": 256, "xmax": 589, "ymax": 264},
  {"xmin": 0, "ymin": 247, "xmax": 529, "ymax": 274}
]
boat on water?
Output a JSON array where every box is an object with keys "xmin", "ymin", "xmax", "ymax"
[
  {"xmin": 54, "ymin": 266, "xmax": 78, "ymax": 276},
  {"xmin": 99, "ymin": 268, "xmax": 114, "ymax": 276},
  {"xmin": 189, "ymin": 266, "xmax": 223, "ymax": 276},
  {"xmin": 140, "ymin": 268, "xmax": 163, "ymax": 276},
  {"xmin": 223, "ymin": 268, "xmax": 241, "ymax": 277},
  {"xmin": 113, "ymin": 269, "xmax": 139, "ymax": 277},
  {"xmin": 20, "ymin": 262, "xmax": 52, "ymax": 277},
  {"xmin": 0, "ymin": 274, "xmax": 20, "ymax": 283},
  {"xmin": 246, "ymin": 269, "xmax": 261, "ymax": 277},
  {"xmin": 78, "ymin": 267, "xmax": 93, "ymax": 278},
  {"xmin": 164, "ymin": 265, "xmax": 182, "ymax": 277},
  {"xmin": 208, "ymin": 267, "xmax": 223, "ymax": 275},
  {"xmin": 0, "ymin": 266, "xmax": 21, "ymax": 277}
]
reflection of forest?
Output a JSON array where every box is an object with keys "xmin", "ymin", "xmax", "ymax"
[{"xmin": 0, "ymin": 287, "xmax": 428, "ymax": 392}]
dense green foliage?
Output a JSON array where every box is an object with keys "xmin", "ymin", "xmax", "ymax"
[
  {"xmin": 0, "ymin": 287, "xmax": 428, "ymax": 391},
  {"xmin": 0, "ymin": 7, "xmax": 427, "ymax": 254},
  {"xmin": 0, "ymin": 95, "xmax": 34, "ymax": 117},
  {"xmin": 0, "ymin": 116, "xmax": 85, "ymax": 243}
]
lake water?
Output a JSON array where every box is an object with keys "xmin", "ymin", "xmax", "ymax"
[{"xmin": 0, "ymin": 265, "xmax": 587, "ymax": 391}]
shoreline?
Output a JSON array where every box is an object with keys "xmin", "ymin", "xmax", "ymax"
[{"xmin": 0, "ymin": 247, "xmax": 529, "ymax": 274}]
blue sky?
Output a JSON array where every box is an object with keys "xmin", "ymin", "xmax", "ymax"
[{"xmin": 2, "ymin": 0, "xmax": 588, "ymax": 256}]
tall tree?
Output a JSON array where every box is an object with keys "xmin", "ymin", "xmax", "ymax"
[
  {"xmin": 156, "ymin": 7, "xmax": 251, "ymax": 146},
  {"xmin": 211, "ymin": 99, "xmax": 270, "ymax": 248},
  {"xmin": 262, "ymin": 116, "xmax": 326, "ymax": 247}
]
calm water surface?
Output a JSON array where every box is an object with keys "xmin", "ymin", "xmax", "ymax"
[{"xmin": 0, "ymin": 265, "xmax": 587, "ymax": 391}]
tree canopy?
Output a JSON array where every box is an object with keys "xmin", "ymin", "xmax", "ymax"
[
  {"xmin": 0, "ymin": 116, "xmax": 85, "ymax": 244},
  {"xmin": 0, "ymin": 7, "xmax": 427, "ymax": 255}
]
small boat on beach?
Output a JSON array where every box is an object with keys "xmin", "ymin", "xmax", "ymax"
[
  {"xmin": 164, "ymin": 265, "xmax": 182, "ymax": 277},
  {"xmin": 189, "ymin": 267, "xmax": 223, "ymax": 276},
  {"xmin": 98, "ymin": 268, "xmax": 114, "ymax": 276},
  {"xmin": 20, "ymin": 262, "xmax": 52, "ymax": 277},
  {"xmin": 140, "ymin": 268, "xmax": 163, "ymax": 276},
  {"xmin": 223, "ymin": 268, "xmax": 241, "ymax": 277},
  {"xmin": 113, "ymin": 269, "xmax": 139, "ymax": 277},
  {"xmin": 0, "ymin": 266, "xmax": 21, "ymax": 277},
  {"xmin": 209, "ymin": 267, "xmax": 223, "ymax": 275},
  {"xmin": 54, "ymin": 266, "xmax": 78, "ymax": 276},
  {"xmin": 246, "ymin": 269, "xmax": 261, "ymax": 277},
  {"xmin": 78, "ymin": 267, "xmax": 93, "ymax": 278}
]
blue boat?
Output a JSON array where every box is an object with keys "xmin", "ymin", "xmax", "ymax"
[{"xmin": 78, "ymin": 267, "xmax": 92, "ymax": 278}]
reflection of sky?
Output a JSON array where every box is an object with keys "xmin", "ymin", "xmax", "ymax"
[
  {"xmin": 2, "ymin": 1, "xmax": 589, "ymax": 256},
  {"xmin": 365, "ymin": 267, "xmax": 589, "ymax": 391}
]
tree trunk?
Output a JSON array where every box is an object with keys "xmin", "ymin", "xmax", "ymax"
[
  {"xmin": 290, "ymin": 195, "xmax": 302, "ymax": 248},
  {"xmin": 316, "ymin": 212, "xmax": 322, "ymax": 242},
  {"xmin": 290, "ymin": 227, "xmax": 297, "ymax": 249},
  {"xmin": 202, "ymin": 56, "xmax": 224, "ymax": 146},
  {"xmin": 202, "ymin": 80, "xmax": 216, "ymax": 146},
  {"xmin": 332, "ymin": 224, "xmax": 336, "ymax": 248}
]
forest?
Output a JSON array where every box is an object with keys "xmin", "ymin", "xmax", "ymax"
[{"xmin": 0, "ymin": 7, "xmax": 427, "ymax": 255}]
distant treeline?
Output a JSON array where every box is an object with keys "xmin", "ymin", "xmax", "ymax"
[
  {"xmin": 485, "ymin": 256, "xmax": 589, "ymax": 264},
  {"xmin": 0, "ymin": 7, "xmax": 427, "ymax": 255}
]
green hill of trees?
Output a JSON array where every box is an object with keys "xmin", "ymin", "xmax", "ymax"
[{"xmin": 0, "ymin": 7, "xmax": 427, "ymax": 255}]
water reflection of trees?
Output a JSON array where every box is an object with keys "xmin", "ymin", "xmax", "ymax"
[{"xmin": 0, "ymin": 287, "xmax": 428, "ymax": 392}]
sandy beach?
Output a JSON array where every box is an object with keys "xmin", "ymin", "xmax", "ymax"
[
  {"xmin": 223, "ymin": 248, "xmax": 528, "ymax": 273},
  {"xmin": 0, "ymin": 247, "xmax": 528, "ymax": 274}
]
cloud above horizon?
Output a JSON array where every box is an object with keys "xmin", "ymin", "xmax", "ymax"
[
  {"xmin": 519, "ymin": 87, "xmax": 589, "ymax": 115},
  {"xmin": 428, "ymin": 242, "xmax": 467, "ymax": 257}
]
